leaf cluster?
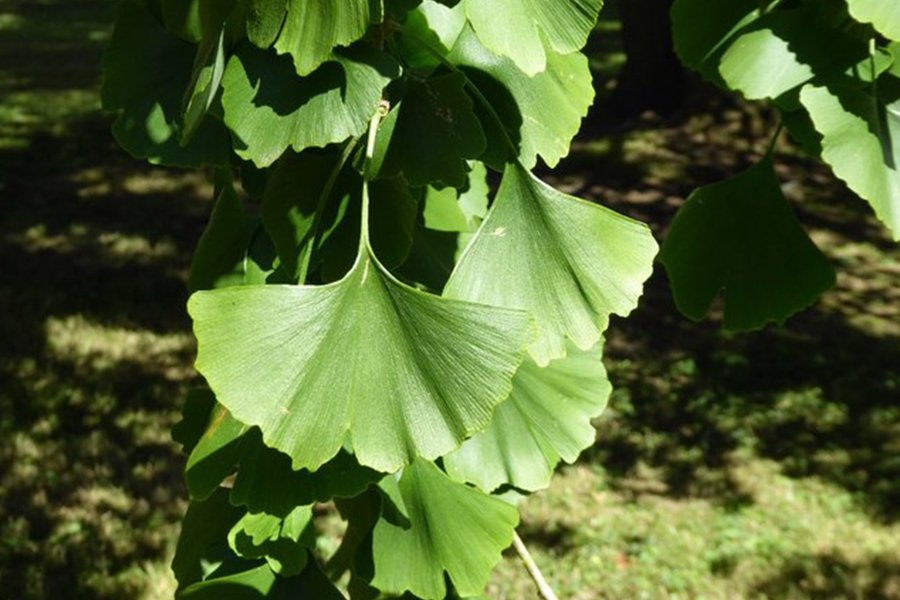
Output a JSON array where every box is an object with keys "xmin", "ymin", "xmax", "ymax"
[
  {"xmin": 101, "ymin": 0, "xmax": 660, "ymax": 598},
  {"xmin": 665, "ymin": 0, "xmax": 900, "ymax": 330}
]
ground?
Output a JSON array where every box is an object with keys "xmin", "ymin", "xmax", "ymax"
[{"xmin": 1, "ymin": 1, "xmax": 899, "ymax": 599}]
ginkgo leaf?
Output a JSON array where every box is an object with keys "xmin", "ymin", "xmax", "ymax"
[
  {"xmin": 243, "ymin": 0, "xmax": 287, "ymax": 48},
  {"xmin": 375, "ymin": 73, "xmax": 486, "ymax": 188},
  {"xmin": 445, "ymin": 163, "xmax": 657, "ymax": 366},
  {"xmin": 101, "ymin": 2, "xmax": 229, "ymax": 167},
  {"xmin": 231, "ymin": 429, "xmax": 383, "ymax": 517},
  {"xmin": 445, "ymin": 340, "xmax": 610, "ymax": 492},
  {"xmin": 172, "ymin": 490, "xmax": 244, "ymax": 591},
  {"xmin": 180, "ymin": 1, "xmax": 230, "ymax": 144},
  {"xmin": 801, "ymin": 84, "xmax": 900, "ymax": 240},
  {"xmin": 670, "ymin": 0, "xmax": 760, "ymax": 80},
  {"xmin": 446, "ymin": 25, "xmax": 594, "ymax": 169},
  {"xmin": 177, "ymin": 560, "xmax": 345, "ymax": 600},
  {"xmin": 221, "ymin": 43, "xmax": 398, "ymax": 167},
  {"xmin": 189, "ymin": 183, "xmax": 533, "ymax": 473},
  {"xmin": 228, "ymin": 506, "xmax": 313, "ymax": 576},
  {"xmin": 847, "ymin": 0, "xmax": 900, "ymax": 41},
  {"xmin": 184, "ymin": 402, "xmax": 248, "ymax": 500},
  {"xmin": 423, "ymin": 162, "xmax": 489, "ymax": 232},
  {"xmin": 660, "ymin": 156, "xmax": 836, "ymax": 330},
  {"xmin": 274, "ymin": 0, "xmax": 382, "ymax": 76},
  {"xmin": 464, "ymin": 0, "xmax": 603, "ymax": 75},
  {"xmin": 371, "ymin": 459, "xmax": 518, "ymax": 599}
]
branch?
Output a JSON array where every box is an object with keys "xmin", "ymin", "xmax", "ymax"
[{"xmin": 512, "ymin": 531, "xmax": 560, "ymax": 600}]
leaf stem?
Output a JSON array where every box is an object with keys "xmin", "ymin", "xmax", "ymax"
[
  {"xmin": 400, "ymin": 30, "xmax": 519, "ymax": 158},
  {"xmin": 512, "ymin": 531, "xmax": 561, "ymax": 600},
  {"xmin": 299, "ymin": 136, "xmax": 360, "ymax": 284},
  {"xmin": 359, "ymin": 103, "xmax": 390, "ymax": 250},
  {"xmin": 765, "ymin": 121, "xmax": 784, "ymax": 158}
]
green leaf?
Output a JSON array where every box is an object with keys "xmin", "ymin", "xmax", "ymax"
[
  {"xmin": 181, "ymin": 21, "xmax": 227, "ymax": 144},
  {"xmin": 464, "ymin": 0, "xmax": 603, "ymax": 76},
  {"xmin": 178, "ymin": 560, "xmax": 345, "ymax": 600},
  {"xmin": 718, "ymin": 27, "xmax": 813, "ymax": 101},
  {"xmin": 445, "ymin": 163, "xmax": 657, "ymax": 366},
  {"xmin": 243, "ymin": 0, "xmax": 287, "ymax": 48},
  {"xmin": 376, "ymin": 73, "xmax": 486, "ymax": 188},
  {"xmin": 188, "ymin": 179, "xmax": 261, "ymax": 292},
  {"xmin": 445, "ymin": 340, "xmax": 610, "ymax": 492},
  {"xmin": 399, "ymin": 0, "xmax": 467, "ymax": 69},
  {"xmin": 423, "ymin": 162, "xmax": 489, "ymax": 232},
  {"xmin": 259, "ymin": 151, "xmax": 337, "ymax": 282},
  {"xmin": 189, "ymin": 182, "xmax": 533, "ymax": 473},
  {"xmin": 172, "ymin": 388, "xmax": 217, "ymax": 454},
  {"xmin": 228, "ymin": 506, "xmax": 313, "ymax": 576},
  {"xmin": 446, "ymin": 26, "xmax": 594, "ymax": 169},
  {"xmin": 801, "ymin": 84, "xmax": 900, "ymax": 241},
  {"xmin": 172, "ymin": 490, "xmax": 244, "ymax": 591},
  {"xmin": 231, "ymin": 429, "xmax": 383, "ymax": 518},
  {"xmin": 670, "ymin": 0, "xmax": 760, "ymax": 78},
  {"xmin": 274, "ymin": 0, "xmax": 383, "ymax": 76},
  {"xmin": 660, "ymin": 156, "xmax": 836, "ymax": 330},
  {"xmin": 101, "ymin": 2, "xmax": 229, "ymax": 167},
  {"xmin": 847, "ymin": 0, "xmax": 900, "ymax": 41},
  {"xmin": 371, "ymin": 459, "xmax": 518, "ymax": 599},
  {"xmin": 184, "ymin": 403, "xmax": 248, "ymax": 500},
  {"xmin": 221, "ymin": 43, "xmax": 399, "ymax": 167}
]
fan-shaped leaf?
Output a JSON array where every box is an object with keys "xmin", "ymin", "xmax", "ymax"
[
  {"xmin": 660, "ymin": 156, "xmax": 836, "ymax": 330},
  {"xmin": 446, "ymin": 25, "xmax": 594, "ymax": 169},
  {"xmin": 801, "ymin": 84, "xmax": 900, "ymax": 240},
  {"xmin": 445, "ymin": 340, "xmax": 610, "ymax": 492},
  {"xmin": 847, "ymin": 0, "xmax": 900, "ymax": 41},
  {"xmin": 189, "ymin": 183, "xmax": 533, "ymax": 472},
  {"xmin": 371, "ymin": 459, "xmax": 518, "ymax": 599},
  {"xmin": 221, "ymin": 43, "xmax": 398, "ymax": 167},
  {"xmin": 101, "ymin": 2, "xmax": 228, "ymax": 167},
  {"xmin": 274, "ymin": 0, "xmax": 382, "ymax": 76},
  {"xmin": 445, "ymin": 163, "xmax": 657, "ymax": 365},
  {"xmin": 465, "ymin": 0, "xmax": 603, "ymax": 75}
]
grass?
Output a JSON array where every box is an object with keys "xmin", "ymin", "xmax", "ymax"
[{"xmin": 1, "ymin": 1, "xmax": 899, "ymax": 599}]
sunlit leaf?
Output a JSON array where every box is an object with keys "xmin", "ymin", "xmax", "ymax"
[
  {"xmin": 801, "ymin": 83, "xmax": 900, "ymax": 241},
  {"xmin": 371, "ymin": 459, "xmax": 518, "ymax": 599},
  {"xmin": 189, "ymin": 183, "xmax": 533, "ymax": 472},
  {"xmin": 221, "ymin": 43, "xmax": 398, "ymax": 167},
  {"xmin": 445, "ymin": 163, "xmax": 657, "ymax": 365},
  {"xmin": 847, "ymin": 0, "xmax": 900, "ymax": 41},
  {"xmin": 445, "ymin": 340, "xmax": 610, "ymax": 492},
  {"xmin": 464, "ymin": 0, "xmax": 603, "ymax": 75}
]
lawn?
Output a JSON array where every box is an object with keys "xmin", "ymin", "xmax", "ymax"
[{"xmin": 1, "ymin": 1, "xmax": 898, "ymax": 599}]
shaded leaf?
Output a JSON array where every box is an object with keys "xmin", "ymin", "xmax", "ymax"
[
  {"xmin": 101, "ymin": 2, "xmax": 229, "ymax": 167},
  {"xmin": 376, "ymin": 73, "xmax": 486, "ymax": 188},
  {"xmin": 445, "ymin": 340, "xmax": 611, "ymax": 492},
  {"xmin": 446, "ymin": 25, "xmax": 593, "ymax": 169},
  {"xmin": 177, "ymin": 560, "xmax": 345, "ymax": 600},
  {"xmin": 445, "ymin": 163, "xmax": 657, "ymax": 365},
  {"xmin": 371, "ymin": 459, "xmax": 518, "ymax": 599},
  {"xmin": 660, "ymin": 156, "xmax": 836, "ymax": 330},
  {"xmin": 228, "ymin": 506, "xmax": 313, "ymax": 576},
  {"xmin": 172, "ymin": 490, "xmax": 244, "ymax": 591},
  {"xmin": 423, "ymin": 161, "xmax": 489, "ymax": 232}
]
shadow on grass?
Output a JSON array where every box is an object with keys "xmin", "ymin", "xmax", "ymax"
[{"xmin": 752, "ymin": 552, "xmax": 900, "ymax": 600}]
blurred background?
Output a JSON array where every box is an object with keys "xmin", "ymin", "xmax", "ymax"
[{"xmin": 1, "ymin": 0, "xmax": 899, "ymax": 598}]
